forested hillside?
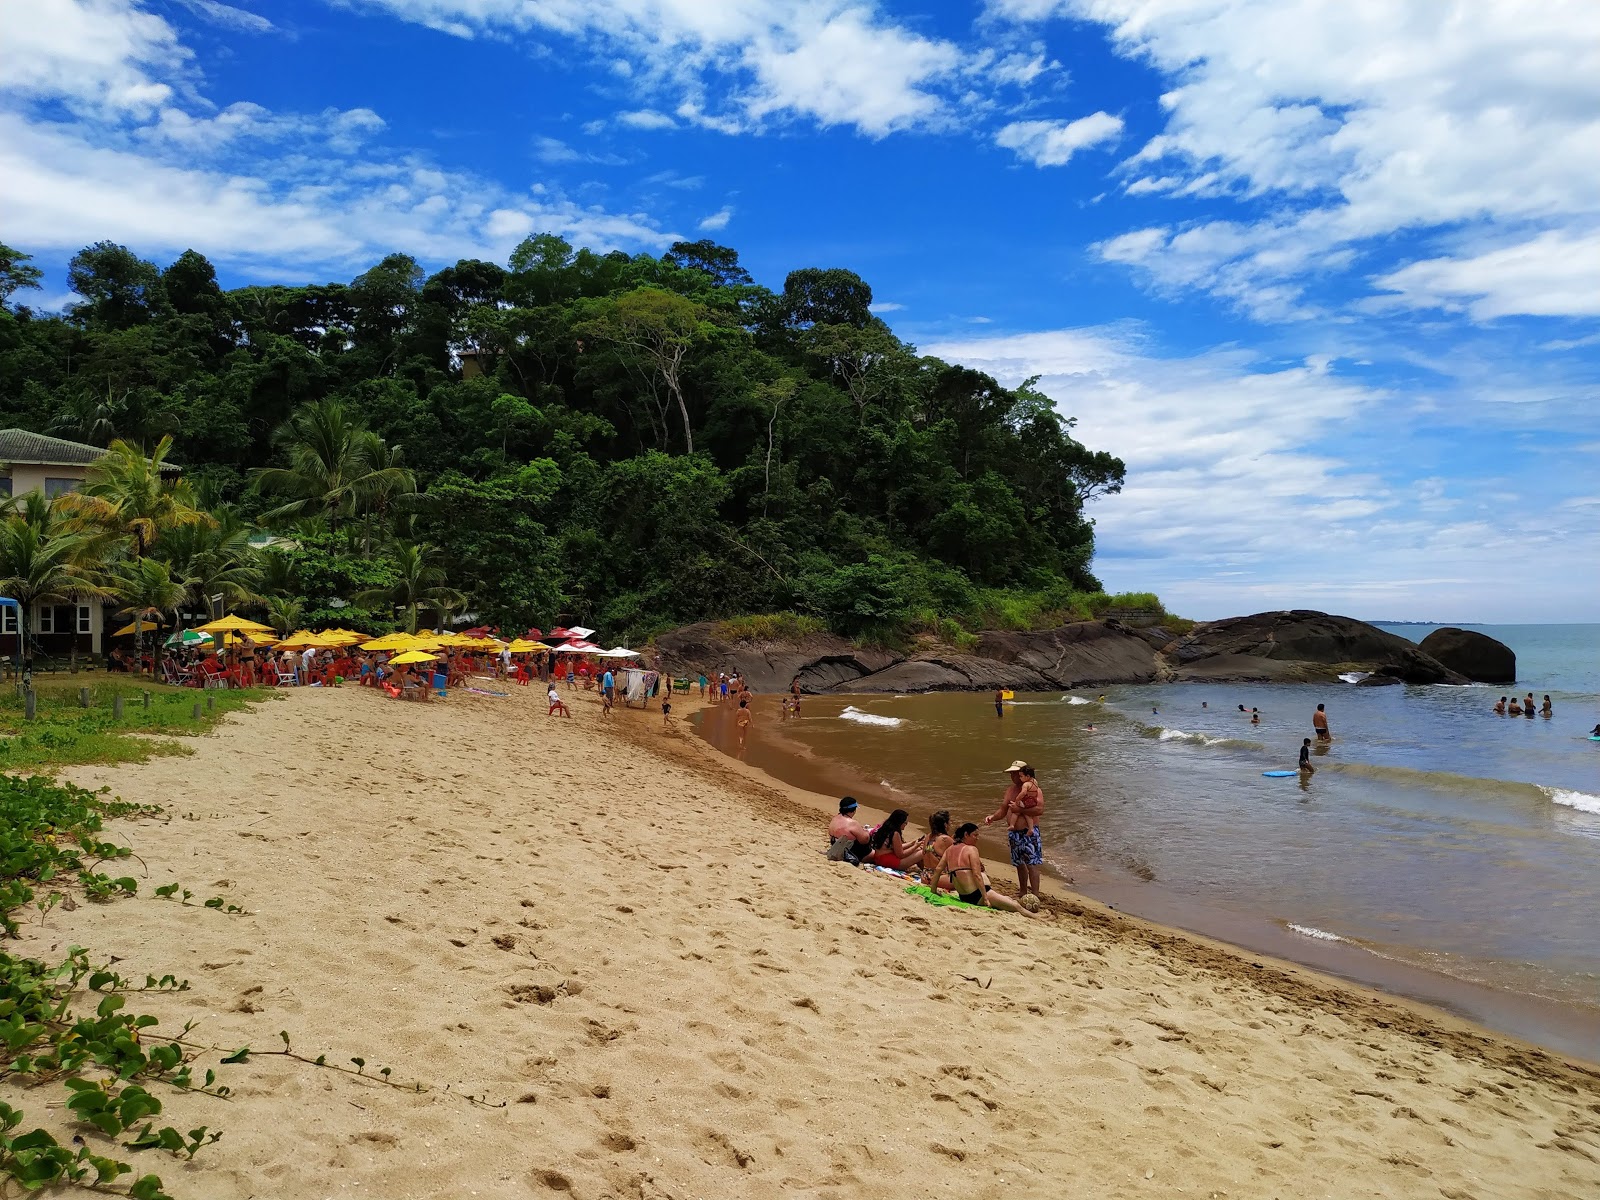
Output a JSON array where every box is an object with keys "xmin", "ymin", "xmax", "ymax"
[{"xmin": 0, "ymin": 238, "xmax": 1128, "ymax": 640}]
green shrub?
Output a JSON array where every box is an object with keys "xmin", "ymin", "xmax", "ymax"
[{"xmin": 713, "ymin": 612, "xmax": 828, "ymax": 644}]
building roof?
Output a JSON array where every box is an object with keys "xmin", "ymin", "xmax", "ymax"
[{"xmin": 0, "ymin": 429, "xmax": 181, "ymax": 472}]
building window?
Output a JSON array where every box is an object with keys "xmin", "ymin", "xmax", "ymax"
[
  {"xmin": 0, "ymin": 477, "xmax": 11, "ymax": 497},
  {"xmin": 44, "ymin": 477, "xmax": 79, "ymax": 498},
  {"xmin": 0, "ymin": 607, "xmax": 16, "ymax": 635},
  {"xmin": 77, "ymin": 605, "xmax": 92, "ymax": 635},
  {"xmin": 37, "ymin": 605, "xmax": 52, "ymax": 634}
]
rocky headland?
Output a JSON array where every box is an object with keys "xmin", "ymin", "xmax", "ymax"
[{"xmin": 655, "ymin": 610, "xmax": 1506, "ymax": 693}]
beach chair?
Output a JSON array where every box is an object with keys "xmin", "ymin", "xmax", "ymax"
[
  {"xmin": 273, "ymin": 664, "xmax": 298, "ymax": 687},
  {"xmin": 432, "ymin": 671, "xmax": 448, "ymax": 699}
]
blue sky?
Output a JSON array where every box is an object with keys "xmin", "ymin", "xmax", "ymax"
[{"xmin": 4, "ymin": 0, "xmax": 1598, "ymax": 622}]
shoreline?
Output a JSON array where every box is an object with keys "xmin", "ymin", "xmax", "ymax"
[
  {"xmin": 1, "ymin": 684, "xmax": 1595, "ymax": 1199},
  {"xmin": 688, "ymin": 690, "xmax": 1600, "ymax": 1065}
]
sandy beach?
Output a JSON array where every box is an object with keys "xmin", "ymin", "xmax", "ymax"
[{"xmin": 4, "ymin": 682, "xmax": 1597, "ymax": 1200}]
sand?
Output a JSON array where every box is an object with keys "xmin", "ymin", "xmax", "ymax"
[{"xmin": 3, "ymin": 682, "xmax": 1597, "ymax": 1200}]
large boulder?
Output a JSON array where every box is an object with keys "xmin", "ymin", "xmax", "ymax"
[
  {"xmin": 976, "ymin": 622, "xmax": 1160, "ymax": 686},
  {"xmin": 654, "ymin": 622, "xmax": 896, "ymax": 693},
  {"xmin": 1418, "ymin": 627, "xmax": 1516, "ymax": 684},
  {"xmin": 1163, "ymin": 610, "xmax": 1466, "ymax": 684}
]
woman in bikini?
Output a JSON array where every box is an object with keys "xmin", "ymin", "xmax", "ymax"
[
  {"xmin": 865, "ymin": 809, "xmax": 926, "ymax": 870},
  {"xmin": 926, "ymin": 823, "xmax": 1043, "ymax": 918}
]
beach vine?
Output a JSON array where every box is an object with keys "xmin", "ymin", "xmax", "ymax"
[{"xmin": 0, "ymin": 774, "xmax": 232, "ymax": 1199}]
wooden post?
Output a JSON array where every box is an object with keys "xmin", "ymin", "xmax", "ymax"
[
  {"xmin": 78, "ymin": 687, "xmax": 91, "ymax": 708},
  {"xmin": 191, "ymin": 702, "xmax": 202, "ymax": 720},
  {"xmin": 24, "ymin": 690, "xmax": 36, "ymax": 721},
  {"xmin": 113, "ymin": 695, "xmax": 124, "ymax": 720},
  {"xmin": 142, "ymin": 690, "xmax": 151, "ymax": 711},
  {"xmin": 206, "ymin": 695, "xmax": 215, "ymax": 712}
]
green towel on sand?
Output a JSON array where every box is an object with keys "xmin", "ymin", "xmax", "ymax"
[{"xmin": 905, "ymin": 884, "xmax": 991, "ymax": 912}]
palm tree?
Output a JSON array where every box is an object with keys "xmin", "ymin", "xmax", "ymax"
[
  {"xmin": 261, "ymin": 595, "xmax": 303, "ymax": 637},
  {"xmin": 0, "ymin": 520, "xmax": 111, "ymax": 665},
  {"xmin": 109, "ymin": 557, "xmax": 188, "ymax": 676},
  {"xmin": 355, "ymin": 542, "xmax": 464, "ymax": 634},
  {"xmin": 61, "ymin": 435, "xmax": 210, "ymax": 556},
  {"xmin": 251, "ymin": 399, "xmax": 416, "ymax": 534},
  {"xmin": 157, "ymin": 506, "xmax": 261, "ymax": 617}
]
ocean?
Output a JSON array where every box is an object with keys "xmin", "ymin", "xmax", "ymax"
[{"xmin": 695, "ymin": 623, "xmax": 1600, "ymax": 1059}]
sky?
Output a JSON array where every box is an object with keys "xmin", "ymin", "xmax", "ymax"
[{"xmin": 2, "ymin": 0, "xmax": 1597, "ymax": 623}]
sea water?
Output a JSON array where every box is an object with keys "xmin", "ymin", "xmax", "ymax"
[{"xmin": 701, "ymin": 623, "xmax": 1600, "ymax": 1056}]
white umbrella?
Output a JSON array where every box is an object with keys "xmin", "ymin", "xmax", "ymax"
[
  {"xmin": 600, "ymin": 646, "xmax": 640, "ymax": 658},
  {"xmin": 568, "ymin": 625, "xmax": 596, "ymax": 639}
]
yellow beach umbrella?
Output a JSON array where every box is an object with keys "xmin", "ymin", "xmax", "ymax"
[
  {"xmin": 359, "ymin": 633, "xmax": 417, "ymax": 652},
  {"xmin": 217, "ymin": 630, "xmax": 278, "ymax": 646},
  {"xmin": 507, "ymin": 639, "xmax": 548, "ymax": 653},
  {"xmin": 196, "ymin": 614, "xmax": 274, "ymax": 635},
  {"xmin": 112, "ymin": 619, "xmax": 168, "ymax": 637},
  {"xmin": 316, "ymin": 629, "xmax": 366, "ymax": 645},
  {"xmin": 277, "ymin": 629, "xmax": 334, "ymax": 650},
  {"xmin": 388, "ymin": 650, "xmax": 440, "ymax": 665}
]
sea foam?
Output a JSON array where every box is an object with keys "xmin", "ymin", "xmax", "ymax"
[
  {"xmin": 1546, "ymin": 787, "xmax": 1600, "ymax": 816},
  {"xmin": 1158, "ymin": 728, "xmax": 1229, "ymax": 747},
  {"xmin": 1338, "ymin": 671, "xmax": 1370, "ymax": 684},
  {"xmin": 840, "ymin": 706, "xmax": 903, "ymax": 728},
  {"xmin": 1287, "ymin": 923, "xmax": 1345, "ymax": 943},
  {"xmin": 1062, "ymin": 695, "xmax": 1092, "ymax": 705}
]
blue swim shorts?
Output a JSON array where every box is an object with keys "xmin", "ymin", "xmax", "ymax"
[{"xmin": 1007, "ymin": 827, "xmax": 1043, "ymax": 867}]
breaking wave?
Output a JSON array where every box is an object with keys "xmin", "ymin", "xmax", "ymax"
[
  {"xmin": 1287, "ymin": 923, "xmax": 1346, "ymax": 943},
  {"xmin": 1338, "ymin": 671, "xmax": 1370, "ymax": 684},
  {"xmin": 840, "ymin": 706, "xmax": 903, "ymax": 728},
  {"xmin": 1547, "ymin": 787, "xmax": 1600, "ymax": 817}
]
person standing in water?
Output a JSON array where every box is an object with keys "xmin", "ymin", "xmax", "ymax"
[
  {"xmin": 1313, "ymin": 703, "xmax": 1331, "ymax": 742},
  {"xmin": 1524, "ymin": 693, "xmax": 1537, "ymax": 719},
  {"xmin": 735, "ymin": 697, "xmax": 752, "ymax": 748},
  {"xmin": 1542, "ymin": 695, "xmax": 1553, "ymax": 717},
  {"xmin": 994, "ymin": 688, "xmax": 1005, "ymax": 719},
  {"xmin": 1298, "ymin": 738, "xmax": 1314, "ymax": 775},
  {"xmin": 1494, "ymin": 696, "xmax": 1507, "ymax": 715}
]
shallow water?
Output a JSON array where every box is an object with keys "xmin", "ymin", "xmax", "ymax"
[{"xmin": 696, "ymin": 623, "xmax": 1600, "ymax": 1057}]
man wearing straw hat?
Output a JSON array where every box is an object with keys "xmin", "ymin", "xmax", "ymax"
[{"xmin": 985, "ymin": 760, "xmax": 1044, "ymax": 902}]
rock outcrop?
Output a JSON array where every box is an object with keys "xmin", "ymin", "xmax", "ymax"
[
  {"xmin": 1162, "ymin": 610, "xmax": 1466, "ymax": 685},
  {"xmin": 653, "ymin": 609, "xmax": 1468, "ymax": 693},
  {"xmin": 1418, "ymin": 627, "xmax": 1516, "ymax": 684}
]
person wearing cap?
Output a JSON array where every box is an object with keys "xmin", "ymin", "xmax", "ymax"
[
  {"xmin": 827, "ymin": 797, "xmax": 872, "ymax": 864},
  {"xmin": 985, "ymin": 760, "xmax": 1044, "ymax": 901}
]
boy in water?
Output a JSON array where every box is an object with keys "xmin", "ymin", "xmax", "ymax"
[{"xmin": 1298, "ymin": 738, "xmax": 1314, "ymax": 775}]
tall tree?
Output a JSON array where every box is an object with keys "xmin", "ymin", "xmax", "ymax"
[
  {"xmin": 64, "ymin": 436, "xmax": 209, "ymax": 556},
  {"xmin": 355, "ymin": 542, "xmax": 463, "ymax": 633},
  {"xmin": 252, "ymin": 399, "xmax": 416, "ymax": 532},
  {"xmin": 0, "ymin": 243, "xmax": 44, "ymax": 307},
  {"xmin": 109, "ymin": 556, "xmax": 189, "ymax": 675},
  {"xmin": 576, "ymin": 288, "xmax": 710, "ymax": 455},
  {"xmin": 66, "ymin": 242, "xmax": 167, "ymax": 331}
]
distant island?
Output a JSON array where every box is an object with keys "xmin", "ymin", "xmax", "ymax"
[{"xmin": 1368, "ymin": 620, "xmax": 1480, "ymax": 627}]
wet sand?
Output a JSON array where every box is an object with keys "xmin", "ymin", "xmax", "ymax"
[
  {"xmin": 692, "ymin": 693, "xmax": 1600, "ymax": 1061},
  {"xmin": 0, "ymin": 683, "xmax": 1595, "ymax": 1199}
]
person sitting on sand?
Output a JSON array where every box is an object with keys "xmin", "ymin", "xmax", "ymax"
[
  {"xmin": 1494, "ymin": 696, "xmax": 1506, "ymax": 715},
  {"xmin": 927, "ymin": 824, "xmax": 1043, "ymax": 919},
  {"xmin": 827, "ymin": 797, "xmax": 873, "ymax": 864},
  {"xmin": 1541, "ymin": 695, "xmax": 1553, "ymax": 717},
  {"xmin": 547, "ymin": 685, "xmax": 571, "ymax": 718},
  {"xmin": 865, "ymin": 809, "xmax": 927, "ymax": 871},
  {"xmin": 1509, "ymin": 697, "xmax": 1522, "ymax": 715},
  {"xmin": 920, "ymin": 810, "xmax": 953, "ymax": 874}
]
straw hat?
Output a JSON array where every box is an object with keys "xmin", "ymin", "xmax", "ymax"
[{"xmin": 1003, "ymin": 760, "xmax": 1029, "ymax": 773}]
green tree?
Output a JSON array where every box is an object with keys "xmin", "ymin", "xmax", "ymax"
[
  {"xmin": 0, "ymin": 243, "xmax": 44, "ymax": 307},
  {"xmin": 0, "ymin": 520, "xmax": 110, "ymax": 658},
  {"xmin": 355, "ymin": 542, "xmax": 464, "ymax": 634},
  {"xmin": 252, "ymin": 399, "xmax": 416, "ymax": 533},
  {"xmin": 66, "ymin": 242, "xmax": 167, "ymax": 331},
  {"xmin": 109, "ymin": 556, "xmax": 189, "ymax": 675},
  {"xmin": 575, "ymin": 287, "xmax": 712, "ymax": 455},
  {"xmin": 64, "ymin": 436, "xmax": 209, "ymax": 556}
]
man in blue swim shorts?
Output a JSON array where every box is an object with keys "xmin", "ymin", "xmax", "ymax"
[{"xmin": 983, "ymin": 759, "xmax": 1045, "ymax": 902}]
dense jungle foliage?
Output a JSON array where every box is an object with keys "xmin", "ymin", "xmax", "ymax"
[{"xmin": 0, "ymin": 237, "xmax": 1129, "ymax": 641}]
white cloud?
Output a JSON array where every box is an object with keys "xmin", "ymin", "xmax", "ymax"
[
  {"xmin": 996, "ymin": 111, "xmax": 1122, "ymax": 166},
  {"xmin": 174, "ymin": 0, "xmax": 274, "ymax": 33},
  {"xmin": 925, "ymin": 324, "xmax": 1600, "ymax": 621},
  {"xmin": 616, "ymin": 109, "xmax": 677, "ymax": 130},
  {"xmin": 697, "ymin": 206, "xmax": 733, "ymax": 232},
  {"xmin": 1369, "ymin": 230, "xmax": 1600, "ymax": 321},
  {"xmin": 0, "ymin": 1, "xmax": 678, "ymax": 274},
  {"xmin": 991, "ymin": 1, "xmax": 1600, "ymax": 321},
  {"xmin": 869, "ymin": 301, "xmax": 904, "ymax": 312},
  {"xmin": 0, "ymin": 0, "xmax": 186, "ymax": 114},
  {"xmin": 347, "ymin": 0, "xmax": 965, "ymax": 137}
]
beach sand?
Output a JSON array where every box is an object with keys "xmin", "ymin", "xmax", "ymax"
[{"xmin": 5, "ymin": 683, "xmax": 1597, "ymax": 1199}]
